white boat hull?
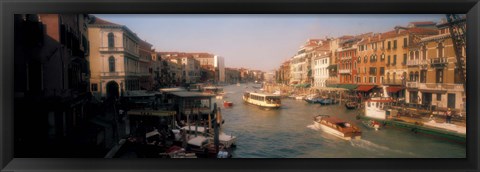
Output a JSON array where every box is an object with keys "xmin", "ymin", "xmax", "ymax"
[
  {"xmin": 243, "ymin": 97, "xmax": 280, "ymax": 108},
  {"xmin": 314, "ymin": 121, "xmax": 361, "ymax": 140}
]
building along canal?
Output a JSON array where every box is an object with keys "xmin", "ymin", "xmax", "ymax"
[{"xmin": 217, "ymin": 83, "xmax": 466, "ymax": 158}]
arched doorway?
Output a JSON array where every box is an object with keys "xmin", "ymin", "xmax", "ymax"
[{"xmin": 106, "ymin": 81, "xmax": 119, "ymax": 100}]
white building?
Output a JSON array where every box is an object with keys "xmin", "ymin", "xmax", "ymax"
[
  {"xmin": 214, "ymin": 55, "xmax": 225, "ymax": 83},
  {"xmin": 312, "ymin": 52, "xmax": 331, "ymax": 88}
]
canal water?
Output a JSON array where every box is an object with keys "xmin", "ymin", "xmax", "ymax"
[{"xmin": 217, "ymin": 83, "xmax": 466, "ymax": 158}]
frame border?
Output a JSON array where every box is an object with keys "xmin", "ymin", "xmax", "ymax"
[{"xmin": 1, "ymin": 0, "xmax": 479, "ymax": 171}]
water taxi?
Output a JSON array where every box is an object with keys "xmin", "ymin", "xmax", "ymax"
[
  {"xmin": 243, "ymin": 91, "xmax": 281, "ymax": 109},
  {"xmin": 313, "ymin": 115, "xmax": 362, "ymax": 140}
]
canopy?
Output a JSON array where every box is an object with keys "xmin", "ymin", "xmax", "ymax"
[
  {"xmin": 356, "ymin": 85, "xmax": 375, "ymax": 92},
  {"xmin": 336, "ymin": 84, "xmax": 358, "ymax": 90},
  {"xmin": 294, "ymin": 83, "xmax": 311, "ymax": 88},
  {"xmin": 387, "ymin": 86, "xmax": 404, "ymax": 93}
]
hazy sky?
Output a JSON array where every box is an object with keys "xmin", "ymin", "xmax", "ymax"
[{"xmin": 95, "ymin": 14, "xmax": 445, "ymax": 71}]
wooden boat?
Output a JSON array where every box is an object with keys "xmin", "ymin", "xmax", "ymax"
[
  {"xmin": 345, "ymin": 102, "xmax": 358, "ymax": 109},
  {"xmin": 361, "ymin": 120, "xmax": 381, "ymax": 130},
  {"xmin": 223, "ymin": 101, "xmax": 233, "ymax": 107},
  {"xmin": 318, "ymin": 98, "xmax": 335, "ymax": 105},
  {"xmin": 243, "ymin": 91, "xmax": 281, "ymax": 109},
  {"xmin": 313, "ymin": 115, "xmax": 362, "ymax": 140}
]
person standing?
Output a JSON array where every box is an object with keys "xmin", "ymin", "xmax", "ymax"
[{"xmin": 446, "ymin": 108, "xmax": 453, "ymax": 124}]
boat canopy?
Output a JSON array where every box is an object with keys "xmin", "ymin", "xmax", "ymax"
[{"xmin": 170, "ymin": 91, "xmax": 215, "ymax": 98}]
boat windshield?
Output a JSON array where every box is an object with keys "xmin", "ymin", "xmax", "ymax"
[{"xmin": 266, "ymin": 96, "xmax": 281, "ymax": 104}]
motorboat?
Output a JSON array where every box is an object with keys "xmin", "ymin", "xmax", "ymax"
[{"xmin": 313, "ymin": 115, "xmax": 362, "ymax": 140}]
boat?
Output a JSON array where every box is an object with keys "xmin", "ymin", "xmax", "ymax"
[
  {"xmin": 304, "ymin": 97, "xmax": 322, "ymax": 104},
  {"xmin": 361, "ymin": 120, "xmax": 381, "ymax": 130},
  {"xmin": 223, "ymin": 101, "xmax": 233, "ymax": 107},
  {"xmin": 345, "ymin": 102, "xmax": 358, "ymax": 109},
  {"xmin": 202, "ymin": 86, "xmax": 225, "ymax": 99},
  {"xmin": 318, "ymin": 98, "xmax": 335, "ymax": 105},
  {"xmin": 364, "ymin": 86, "xmax": 395, "ymax": 120},
  {"xmin": 273, "ymin": 90, "xmax": 281, "ymax": 95},
  {"xmin": 313, "ymin": 115, "xmax": 362, "ymax": 140},
  {"xmin": 243, "ymin": 91, "xmax": 281, "ymax": 109},
  {"xmin": 174, "ymin": 126, "xmax": 237, "ymax": 149}
]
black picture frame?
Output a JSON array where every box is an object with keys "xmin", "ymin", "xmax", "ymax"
[{"xmin": 1, "ymin": 0, "xmax": 479, "ymax": 171}]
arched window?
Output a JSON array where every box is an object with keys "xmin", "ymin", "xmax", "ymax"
[
  {"xmin": 393, "ymin": 72, "xmax": 396, "ymax": 82},
  {"xmin": 414, "ymin": 71, "xmax": 419, "ymax": 82},
  {"xmin": 410, "ymin": 51, "xmax": 414, "ymax": 60},
  {"xmin": 108, "ymin": 32, "xmax": 115, "ymax": 48},
  {"xmin": 109, "ymin": 56, "xmax": 115, "ymax": 72},
  {"xmin": 437, "ymin": 43, "xmax": 444, "ymax": 57},
  {"xmin": 409, "ymin": 72, "xmax": 414, "ymax": 81},
  {"xmin": 415, "ymin": 51, "xmax": 420, "ymax": 60},
  {"xmin": 387, "ymin": 72, "xmax": 390, "ymax": 82}
]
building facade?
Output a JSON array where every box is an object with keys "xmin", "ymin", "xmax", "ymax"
[
  {"xmin": 88, "ymin": 16, "xmax": 147, "ymax": 99},
  {"xmin": 405, "ymin": 22, "xmax": 465, "ymax": 113}
]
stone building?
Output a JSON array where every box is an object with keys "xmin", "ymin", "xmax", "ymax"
[
  {"xmin": 405, "ymin": 20, "xmax": 466, "ymax": 113},
  {"xmin": 88, "ymin": 16, "xmax": 151, "ymax": 99},
  {"xmin": 14, "ymin": 14, "xmax": 96, "ymax": 157}
]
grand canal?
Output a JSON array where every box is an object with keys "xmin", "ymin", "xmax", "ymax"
[{"xmin": 217, "ymin": 83, "xmax": 466, "ymax": 158}]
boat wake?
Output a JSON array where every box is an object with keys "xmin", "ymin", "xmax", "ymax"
[
  {"xmin": 306, "ymin": 124, "xmax": 320, "ymax": 131},
  {"xmin": 349, "ymin": 139, "xmax": 417, "ymax": 156}
]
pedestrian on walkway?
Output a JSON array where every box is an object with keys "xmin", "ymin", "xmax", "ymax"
[{"xmin": 446, "ymin": 108, "xmax": 453, "ymax": 124}]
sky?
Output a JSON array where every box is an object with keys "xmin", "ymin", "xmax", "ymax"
[{"xmin": 95, "ymin": 14, "xmax": 445, "ymax": 71}]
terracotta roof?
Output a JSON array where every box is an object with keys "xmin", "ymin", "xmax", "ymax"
[
  {"xmin": 404, "ymin": 27, "xmax": 438, "ymax": 35},
  {"xmin": 91, "ymin": 17, "xmax": 122, "ymax": 26},
  {"xmin": 410, "ymin": 21, "xmax": 436, "ymax": 26}
]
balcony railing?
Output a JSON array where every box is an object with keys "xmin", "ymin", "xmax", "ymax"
[
  {"xmin": 430, "ymin": 57, "xmax": 448, "ymax": 67},
  {"xmin": 406, "ymin": 81, "xmax": 418, "ymax": 88},
  {"xmin": 407, "ymin": 59, "xmax": 429, "ymax": 66},
  {"xmin": 339, "ymin": 69, "xmax": 351, "ymax": 74},
  {"xmin": 340, "ymin": 56, "xmax": 352, "ymax": 60},
  {"xmin": 420, "ymin": 83, "xmax": 464, "ymax": 91},
  {"xmin": 99, "ymin": 47, "xmax": 139, "ymax": 57},
  {"xmin": 101, "ymin": 72, "xmax": 126, "ymax": 77},
  {"xmin": 382, "ymin": 79, "xmax": 404, "ymax": 85}
]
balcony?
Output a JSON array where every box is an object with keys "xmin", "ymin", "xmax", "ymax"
[
  {"xmin": 101, "ymin": 72, "xmax": 126, "ymax": 77},
  {"xmin": 419, "ymin": 83, "xmax": 464, "ymax": 91},
  {"xmin": 340, "ymin": 56, "xmax": 352, "ymax": 60},
  {"xmin": 406, "ymin": 81, "xmax": 418, "ymax": 88},
  {"xmin": 430, "ymin": 58, "xmax": 448, "ymax": 68},
  {"xmin": 407, "ymin": 59, "xmax": 429, "ymax": 67},
  {"xmin": 382, "ymin": 79, "xmax": 404, "ymax": 85},
  {"xmin": 99, "ymin": 47, "xmax": 139, "ymax": 57},
  {"xmin": 339, "ymin": 69, "xmax": 351, "ymax": 74}
]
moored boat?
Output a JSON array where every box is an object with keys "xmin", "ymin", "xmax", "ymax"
[
  {"xmin": 361, "ymin": 120, "xmax": 381, "ymax": 130},
  {"xmin": 318, "ymin": 98, "xmax": 335, "ymax": 105},
  {"xmin": 243, "ymin": 91, "xmax": 281, "ymax": 109},
  {"xmin": 313, "ymin": 115, "xmax": 362, "ymax": 140},
  {"xmin": 345, "ymin": 102, "xmax": 358, "ymax": 109},
  {"xmin": 223, "ymin": 101, "xmax": 233, "ymax": 107}
]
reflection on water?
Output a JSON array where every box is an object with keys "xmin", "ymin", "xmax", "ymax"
[{"xmin": 218, "ymin": 84, "xmax": 466, "ymax": 158}]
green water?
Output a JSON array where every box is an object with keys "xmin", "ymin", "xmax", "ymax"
[{"xmin": 218, "ymin": 84, "xmax": 466, "ymax": 158}]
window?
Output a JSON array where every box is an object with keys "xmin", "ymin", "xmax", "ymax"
[
  {"xmin": 369, "ymin": 67, "xmax": 377, "ymax": 75},
  {"xmin": 387, "ymin": 55, "xmax": 391, "ymax": 65},
  {"xmin": 388, "ymin": 41, "xmax": 391, "ymax": 49},
  {"xmin": 393, "ymin": 55, "xmax": 397, "ymax": 65},
  {"xmin": 380, "ymin": 67, "xmax": 385, "ymax": 75},
  {"xmin": 91, "ymin": 83, "xmax": 98, "ymax": 92},
  {"xmin": 108, "ymin": 32, "xmax": 114, "ymax": 48},
  {"xmin": 410, "ymin": 51, "xmax": 414, "ymax": 60},
  {"xmin": 438, "ymin": 43, "xmax": 444, "ymax": 57},
  {"xmin": 403, "ymin": 38, "xmax": 408, "ymax": 47},
  {"xmin": 109, "ymin": 56, "xmax": 115, "ymax": 72},
  {"xmin": 437, "ymin": 93, "xmax": 442, "ymax": 101},
  {"xmin": 436, "ymin": 69, "xmax": 444, "ymax": 83},
  {"xmin": 364, "ymin": 56, "xmax": 368, "ymax": 63},
  {"xmin": 381, "ymin": 54, "xmax": 385, "ymax": 61},
  {"xmin": 403, "ymin": 54, "xmax": 407, "ymax": 65},
  {"xmin": 422, "ymin": 46, "xmax": 427, "ymax": 60},
  {"xmin": 393, "ymin": 40, "xmax": 397, "ymax": 49}
]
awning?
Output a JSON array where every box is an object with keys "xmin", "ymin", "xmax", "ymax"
[
  {"xmin": 337, "ymin": 84, "xmax": 358, "ymax": 90},
  {"xmin": 387, "ymin": 86, "xmax": 405, "ymax": 93},
  {"xmin": 356, "ymin": 85, "xmax": 375, "ymax": 92}
]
